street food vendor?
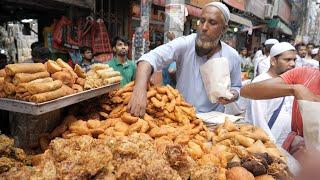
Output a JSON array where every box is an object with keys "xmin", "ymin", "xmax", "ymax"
[
  {"xmin": 108, "ymin": 36, "xmax": 136, "ymax": 87},
  {"xmin": 128, "ymin": 2, "xmax": 242, "ymax": 116},
  {"xmin": 245, "ymin": 42, "xmax": 296, "ymax": 146},
  {"xmin": 241, "ymin": 60, "xmax": 320, "ymax": 161}
]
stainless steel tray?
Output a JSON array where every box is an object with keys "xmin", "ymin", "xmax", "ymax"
[{"xmin": 0, "ymin": 83, "xmax": 120, "ymax": 115}]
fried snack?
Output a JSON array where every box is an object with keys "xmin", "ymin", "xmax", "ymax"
[
  {"xmin": 151, "ymin": 97, "xmax": 164, "ymax": 109},
  {"xmin": 27, "ymin": 80, "xmax": 62, "ymax": 95},
  {"xmin": 51, "ymin": 70, "xmax": 76, "ymax": 87},
  {"xmin": 0, "ymin": 77, "xmax": 4, "ymax": 91},
  {"xmin": 5, "ymin": 63, "xmax": 46, "ymax": 76},
  {"xmin": 165, "ymin": 99, "xmax": 175, "ymax": 112},
  {"xmin": 13, "ymin": 71, "xmax": 50, "ymax": 84},
  {"xmin": 235, "ymin": 135, "xmax": 255, "ymax": 148},
  {"xmin": 74, "ymin": 64, "xmax": 86, "ymax": 78},
  {"xmin": 76, "ymin": 77, "xmax": 86, "ymax": 86},
  {"xmin": 29, "ymin": 85, "xmax": 70, "ymax": 103},
  {"xmin": 56, "ymin": 58, "xmax": 73, "ymax": 70},
  {"xmin": 46, "ymin": 60, "xmax": 62, "ymax": 74},
  {"xmin": 16, "ymin": 77, "xmax": 53, "ymax": 93},
  {"xmin": 255, "ymin": 175, "xmax": 275, "ymax": 180},
  {"xmin": 3, "ymin": 82, "xmax": 16, "ymax": 95},
  {"xmin": 87, "ymin": 119, "xmax": 101, "ymax": 129},
  {"xmin": 96, "ymin": 69, "xmax": 121, "ymax": 79},
  {"xmin": 99, "ymin": 111, "xmax": 109, "ymax": 119},
  {"xmin": 115, "ymin": 85, "xmax": 134, "ymax": 96},
  {"xmin": 121, "ymin": 112, "xmax": 139, "ymax": 124},
  {"xmin": 155, "ymin": 86, "xmax": 167, "ymax": 94},
  {"xmin": 105, "ymin": 76, "xmax": 122, "ymax": 84},
  {"xmin": 0, "ymin": 69, "xmax": 6, "ymax": 77},
  {"xmin": 4, "ymin": 76, "xmax": 13, "ymax": 83},
  {"xmin": 247, "ymin": 140, "xmax": 267, "ymax": 154},
  {"xmin": 90, "ymin": 63, "xmax": 109, "ymax": 71},
  {"xmin": 71, "ymin": 84, "xmax": 83, "ymax": 93},
  {"xmin": 114, "ymin": 121, "xmax": 130, "ymax": 134},
  {"xmin": 226, "ymin": 167, "xmax": 255, "ymax": 180}
]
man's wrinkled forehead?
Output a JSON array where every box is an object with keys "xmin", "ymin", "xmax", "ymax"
[{"xmin": 201, "ymin": 6, "xmax": 224, "ymax": 22}]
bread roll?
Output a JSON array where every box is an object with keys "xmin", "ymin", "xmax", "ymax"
[
  {"xmin": 74, "ymin": 64, "xmax": 86, "ymax": 78},
  {"xmin": 46, "ymin": 60, "xmax": 62, "ymax": 74},
  {"xmin": 76, "ymin": 77, "xmax": 86, "ymax": 86},
  {"xmin": 0, "ymin": 77, "xmax": 4, "ymax": 91},
  {"xmin": 96, "ymin": 70, "xmax": 121, "ymax": 79},
  {"xmin": 29, "ymin": 85, "xmax": 73, "ymax": 103},
  {"xmin": 27, "ymin": 80, "xmax": 63, "ymax": 95},
  {"xmin": 104, "ymin": 76, "xmax": 122, "ymax": 85},
  {"xmin": 16, "ymin": 77, "xmax": 53, "ymax": 93},
  {"xmin": 90, "ymin": 63, "xmax": 109, "ymax": 71},
  {"xmin": 56, "ymin": 58, "xmax": 73, "ymax": 70},
  {"xmin": 4, "ymin": 82, "xmax": 16, "ymax": 95},
  {"xmin": 5, "ymin": 63, "xmax": 46, "ymax": 76},
  {"xmin": 0, "ymin": 69, "xmax": 6, "ymax": 77},
  {"xmin": 13, "ymin": 71, "xmax": 50, "ymax": 85},
  {"xmin": 51, "ymin": 71, "xmax": 75, "ymax": 87}
]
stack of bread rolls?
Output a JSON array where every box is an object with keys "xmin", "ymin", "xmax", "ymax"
[
  {"xmin": 0, "ymin": 59, "xmax": 87, "ymax": 103},
  {"xmin": 84, "ymin": 63, "xmax": 122, "ymax": 89}
]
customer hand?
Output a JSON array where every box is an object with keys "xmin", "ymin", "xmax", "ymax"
[
  {"xmin": 127, "ymin": 84, "xmax": 148, "ymax": 117},
  {"xmin": 218, "ymin": 89, "xmax": 239, "ymax": 105}
]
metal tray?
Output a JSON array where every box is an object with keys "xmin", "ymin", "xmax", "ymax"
[{"xmin": 0, "ymin": 83, "xmax": 120, "ymax": 115}]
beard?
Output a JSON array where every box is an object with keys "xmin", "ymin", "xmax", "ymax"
[
  {"xmin": 195, "ymin": 32, "xmax": 221, "ymax": 57},
  {"xmin": 118, "ymin": 49, "xmax": 127, "ymax": 57}
]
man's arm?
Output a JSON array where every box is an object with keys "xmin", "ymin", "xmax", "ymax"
[
  {"xmin": 241, "ymin": 77, "xmax": 295, "ymax": 99},
  {"xmin": 127, "ymin": 61, "xmax": 152, "ymax": 117}
]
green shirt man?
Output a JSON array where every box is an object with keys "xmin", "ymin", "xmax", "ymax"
[
  {"xmin": 108, "ymin": 36, "xmax": 136, "ymax": 87},
  {"xmin": 108, "ymin": 57, "xmax": 136, "ymax": 87}
]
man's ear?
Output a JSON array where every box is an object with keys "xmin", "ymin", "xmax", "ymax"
[
  {"xmin": 270, "ymin": 57, "xmax": 277, "ymax": 66},
  {"xmin": 222, "ymin": 24, "xmax": 229, "ymax": 34}
]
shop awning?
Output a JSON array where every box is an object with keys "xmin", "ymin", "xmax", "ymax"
[
  {"xmin": 230, "ymin": 13, "xmax": 252, "ymax": 27},
  {"xmin": 267, "ymin": 19, "xmax": 292, "ymax": 36}
]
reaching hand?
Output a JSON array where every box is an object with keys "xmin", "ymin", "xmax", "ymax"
[{"xmin": 127, "ymin": 84, "xmax": 148, "ymax": 117}]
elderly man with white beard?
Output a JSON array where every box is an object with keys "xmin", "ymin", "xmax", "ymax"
[{"xmin": 127, "ymin": 2, "xmax": 242, "ymax": 116}]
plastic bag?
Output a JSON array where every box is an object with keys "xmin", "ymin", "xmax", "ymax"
[
  {"xmin": 298, "ymin": 100, "xmax": 320, "ymax": 150},
  {"xmin": 200, "ymin": 57, "xmax": 233, "ymax": 103}
]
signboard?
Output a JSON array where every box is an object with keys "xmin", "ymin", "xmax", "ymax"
[
  {"xmin": 223, "ymin": 0, "xmax": 245, "ymax": 11},
  {"xmin": 246, "ymin": 0, "xmax": 266, "ymax": 20},
  {"xmin": 277, "ymin": 0, "xmax": 291, "ymax": 24}
]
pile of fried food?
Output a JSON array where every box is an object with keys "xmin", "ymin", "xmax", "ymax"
[
  {"xmin": 0, "ymin": 134, "xmax": 30, "ymax": 174},
  {"xmin": 1, "ymin": 83, "xmax": 293, "ymax": 179},
  {"xmin": 37, "ymin": 82, "xmax": 292, "ymax": 179},
  {"xmin": 84, "ymin": 63, "xmax": 122, "ymax": 89},
  {"xmin": 0, "ymin": 59, "xmax": 86, "ymax": 102}
]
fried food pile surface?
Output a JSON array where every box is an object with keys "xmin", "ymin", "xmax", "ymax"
[{"xmin": 1, "ymin": 82, "xmax": 293, "ymax": 179}]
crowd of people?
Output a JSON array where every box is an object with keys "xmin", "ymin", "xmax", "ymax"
[{"xmin": 1, "ymin": 1, "xmax": 319, "ymax": 171}]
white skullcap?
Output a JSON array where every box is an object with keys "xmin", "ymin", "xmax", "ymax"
[
  {"xmin": 205, "ymin": 2, "xmax": 230, "ymax": 23},
  {"xmin": 265, "ymin": 39, "xmax": 279, "ymax": 45},
  {"xmin": 270, "ymin": 42, "xmax": 296, "ymax": 58},
  {"xmin": 311, "ymin": 48, "xmax": 319, "ymax": 55}
]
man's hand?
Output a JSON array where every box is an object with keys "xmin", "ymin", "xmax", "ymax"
[
  {"xmin": 294, "ymin": 84, "xmax": 320, "ymax": 102},
  {"xmin": 217, "ymin": 89, "xmax": 239, "ymax": 105},
  {"xmin": 127, "ymin": 84, "xmax": 148, "ymax": 117}
]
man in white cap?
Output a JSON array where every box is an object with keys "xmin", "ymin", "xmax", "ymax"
[
  {"xmin": 245, "ymin": 42, "xmax": 296, "ymax": 146},
  {"xmin": 254, "ymin": 39, "xmax": 279, "ymax": 77},
  {"xmin": 241, "ymin": 44, "xmax": 320, "ymax": 161},
  {"xmin": 128, "ymin": 2, "xmax": 242, "ymax": 116}
]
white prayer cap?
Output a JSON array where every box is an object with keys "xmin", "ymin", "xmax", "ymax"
[
  {"xmin": 270, "ymin": 42, "xmax": 296, "ymax": 58},
  {"xmin": 205, "ymin": 2, "xmax": 230, "ymax": 23},
  {"xmin": 311, "ymin": 48, "xmax": 319, "ymax": 55},
  {"xmin": 264, "ymin": 39, "xmax": 279, "ymax": 45}
]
